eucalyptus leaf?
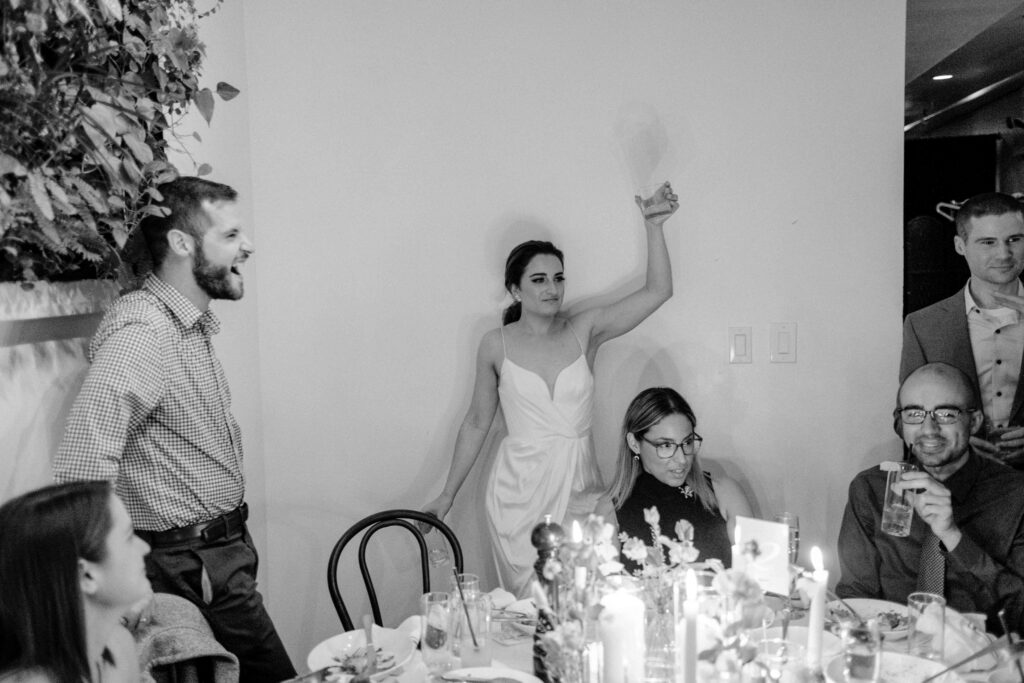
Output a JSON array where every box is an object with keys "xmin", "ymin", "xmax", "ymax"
[
  {"xmin": 216, "ymin": 82, "xmax": 240, "ymax": 101},
  {"xmin": 196, "ymin": 163, "xmax": 212, "ymax": 176},
  {"xmin": 195, "ymin": 88, "xmax": 215, "ymax": 125}
]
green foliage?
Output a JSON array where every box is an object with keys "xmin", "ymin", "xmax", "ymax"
[{"xmin": 0, "ymin": 0, "xmax": 234, "ymax": 282}]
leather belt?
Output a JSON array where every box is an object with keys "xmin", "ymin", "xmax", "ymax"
[{"xmin": 136, "ymin": 503, "xmax": 248, "ymax": 547}]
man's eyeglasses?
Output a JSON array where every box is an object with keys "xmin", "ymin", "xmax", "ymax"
[
  {"xmin": 895, "ymin": 407, "xmax": 974, "ymax": 425},
  {"xmin": 641, "ymin": 433, "xmax": 703, "ymax": 459}
]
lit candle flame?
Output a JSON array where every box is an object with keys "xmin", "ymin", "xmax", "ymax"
[
  {"xmin": 571, "ymin": 519, "xmax": 582, "ymax": 543},
  {"xmin": 811, "ymin": 545, "xmax": 824, "ymax": 572}
]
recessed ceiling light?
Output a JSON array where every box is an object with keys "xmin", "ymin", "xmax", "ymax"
[{"xmin": 932, "ymin": 74, "xmax": 954, "ymax": 81}]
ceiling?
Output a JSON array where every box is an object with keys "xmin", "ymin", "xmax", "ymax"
[{"xmin": 905, "ymin": 0, "xmax": 1024, "ymax": 135}]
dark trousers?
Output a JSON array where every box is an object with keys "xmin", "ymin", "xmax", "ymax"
[{"xmin": 144, "ymin": 526, "xmax": 297, "ymax": 683}]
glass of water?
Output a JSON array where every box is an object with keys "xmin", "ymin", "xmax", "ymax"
[
  {"xmin": 421, "ymin": 591, "xmax": 453, "ymax": 674},
  {"xmin": 774, "ymin": 512, "xmax": 800, "ymax": 564},
  {"xmin": 881, "ymin": 462, "xmax": 918, "ymax": 537},
  {"xmin": 841, "ymin": 619, "xmax": 881, "ymax": 683}
]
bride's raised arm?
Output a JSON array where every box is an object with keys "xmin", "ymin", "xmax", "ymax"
[{"xmin": 574, "ymin": 181, "xmax": 678, "ymax": 350}]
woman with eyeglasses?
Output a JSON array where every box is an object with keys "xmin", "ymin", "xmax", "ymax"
[{"xmin": 610, "ymin": 387, "xmax": 753, "ymax": 572}]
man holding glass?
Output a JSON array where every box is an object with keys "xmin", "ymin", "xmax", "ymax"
[
  {"xmin": 836, "ymin": 362, "xmax": 1024, "ymax": 635},
  {"xmin": 900, "ymin": 192, "xmax": 1024, "ymax": 467}
]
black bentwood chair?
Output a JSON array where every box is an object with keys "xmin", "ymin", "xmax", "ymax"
[{"xmin": 327, "ymin": 509, "xmax": 464, "ymax": 631}]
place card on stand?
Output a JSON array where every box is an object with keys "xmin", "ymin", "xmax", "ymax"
[{"xmin": 731, "ymin": 516, "xmax": 790, "ymax": 595}]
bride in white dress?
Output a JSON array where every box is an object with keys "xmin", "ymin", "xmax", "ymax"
[{"xmin": 423, "ymin": 183, "xmax": 679, "ymax": 595}]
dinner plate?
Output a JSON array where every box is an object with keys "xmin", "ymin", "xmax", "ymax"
[
  {"xmin": 306, "ymin": 627, "xmax": 415, "ymax": 677},
  {"xmin": 824, "ymin": 651, "xmax": 965, "ymax": 683},
  {"xmin": 826, "ymin": 598, "xmax": 909, "ymax": 641},
  {"xmin": 446, "ymin": 666, "xmax": 543, "ymax": 683}
]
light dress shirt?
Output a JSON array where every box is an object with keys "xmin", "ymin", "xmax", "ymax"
[
  {"xmin": 965, "ymin": 281, "xmax": 1024, "ymax": 429},
  {"xmin": 55, "ymin": 275, "xmax": 244, "ymax": 531}
]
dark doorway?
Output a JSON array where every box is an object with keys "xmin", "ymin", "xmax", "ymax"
[{"xmin": 903, "ymin": 135, "xmax": 999, "ymax": 317}]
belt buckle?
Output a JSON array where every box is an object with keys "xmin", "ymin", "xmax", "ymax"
[{"xmin": 201, "ymin": 516, "xmax": 227, "ymax": 543}]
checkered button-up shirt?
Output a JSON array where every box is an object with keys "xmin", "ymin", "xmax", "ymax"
[{"xmin": 55, "ymin": 275, "xmax": 245, "ymax": 531}]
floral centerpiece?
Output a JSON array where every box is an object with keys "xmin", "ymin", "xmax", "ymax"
[
  {"xmin": 533, "ymin": 514, "xmax": 620, "ymax": 683},
  {"xmin": 620, "ymin": 506, "xmax": 702, "ymax": 579},
  {"xmin": 532, "ymin": 507, "xmax": 775, "ymax": 683}
]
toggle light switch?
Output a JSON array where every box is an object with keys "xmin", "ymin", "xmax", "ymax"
[
  {"xmin": 770, "ymin": 322, "xmax": 797, "ymax": 363},
  {"xmin": 729, "ymin": 327, "xmax": 752, "ymax": 364}
]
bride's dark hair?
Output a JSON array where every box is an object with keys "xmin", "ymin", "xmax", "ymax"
[{"xmin": 502, "ymin": 240, "xmax": 564, "ymax": 325}]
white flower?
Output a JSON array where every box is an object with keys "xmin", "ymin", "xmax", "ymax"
[
  {"xmin": 598, "ymin": 560, "xmax": 625, "ymax": 576},
  {"xmin": 542, "ymin": 559, "xmax": 563, "ymax": 581},
  {"xmin": 675, "ymin": 519, "xmax": 695, "ymax": 542},
  {"xmin": 667, "ymin": 541, "xmax": 700, "ymax": 565},
  {"xmin": 594, "ymin": 540, "xmax": 619, "ymax": 562},
  {"xmin": 622, "ymin": 537, "xmax": 649, "ymax": 562},
  {"xmin": 643, "ymin": 506, "xmax": 660, "ymax": 526}
]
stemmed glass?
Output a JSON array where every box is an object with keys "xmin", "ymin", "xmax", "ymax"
[
  {"xmin": 425, "ymin": 531, "xmax": 451, "ymax": 589},
  {"xmin": 773, "ymin": 512, "xmax": 800, "ymax": 565}
]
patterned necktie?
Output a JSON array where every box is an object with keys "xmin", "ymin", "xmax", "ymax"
[{"xmin": 916, "ymin": 532, "xmax": 945, "ymax": 595}]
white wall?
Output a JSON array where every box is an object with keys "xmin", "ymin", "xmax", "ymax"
[
  {"xmin": 161, "ymin": 0, "xmax": 270, "ymax": 592},
  {"xmin": 193, "ymin": 0, "xmax": 906, "ymax": 667}
]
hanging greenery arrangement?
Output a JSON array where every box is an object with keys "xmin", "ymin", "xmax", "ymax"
[{"xmin": 0, "ymin": 0, "xmax": 238, "ymax": 283}]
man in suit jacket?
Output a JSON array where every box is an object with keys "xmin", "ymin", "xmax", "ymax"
[{"xmin": 901, "ymin": 192, "xmax": 1024, "ymax": 467}]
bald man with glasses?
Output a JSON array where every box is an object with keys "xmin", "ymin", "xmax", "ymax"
[{"xmin": 836, "ymin": 362, "xmax": 1024, "ymax": 636}]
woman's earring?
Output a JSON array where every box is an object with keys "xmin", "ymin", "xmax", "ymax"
[{"xmin": 632, "ymin": 454, "xmax": 640, "ymax": 462}]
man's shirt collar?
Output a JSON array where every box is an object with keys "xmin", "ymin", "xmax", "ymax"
[{"xmin": 145, "ymin": 274, "xmax": 220, "ymax": 335}]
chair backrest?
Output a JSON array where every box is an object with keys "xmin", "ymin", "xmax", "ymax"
[{"xmin": 327, "ymin": 508, "xmax": 464, "ymax": 631}]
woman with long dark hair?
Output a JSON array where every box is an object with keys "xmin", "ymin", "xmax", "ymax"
[
  {"xmin": 0, "ymin": 481, "xmax": 151, "ymax": 682},
  {"xmin": 611, "ymin": 387, "xmax": 752, "ymax": 572},
  {"xmin": 424, "ymin": 183, "xmax": 678, "ymax": 595}
]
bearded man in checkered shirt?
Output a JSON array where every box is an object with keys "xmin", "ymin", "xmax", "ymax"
[{"xmin": 55, "ymin": 176, "xmax": 296, "ymax": 682}]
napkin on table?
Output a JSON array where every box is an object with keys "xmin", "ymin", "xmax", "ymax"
[
  {"xmin": 487, "ymin": 587, "xmax": 517, "ymax": 610},
  {"xmin": 396, "ymin": 615, "xmax": 421, "ymax": 645}
]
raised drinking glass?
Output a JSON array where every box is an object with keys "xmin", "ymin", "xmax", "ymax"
[{"xmin": 881, "ymin": 461, "xmax": 918, "ymax": 537}]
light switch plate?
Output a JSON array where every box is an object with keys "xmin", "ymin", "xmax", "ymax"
[
  {"xmin": 729, "ymin": 327, "xmax": 752, "ymax": 364},
  {"xmin": 770, "ymin": 322, "xmax": 797, "ymax": 363}
]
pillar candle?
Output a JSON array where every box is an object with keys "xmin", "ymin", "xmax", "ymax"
[
  {"xmin": 575, "ymin": 566, "xmax": 587, "ymax": 592},
  {"xmin": 806, "ymin": 546, "xmax": 829, "ymax": 669},
  {"xmin": 679, "ymin": 569, "xmax": 698, "ymax": 683},
  {"xmin": 600, "ymin": 588, "xmax": 644, "ymax": 683}
]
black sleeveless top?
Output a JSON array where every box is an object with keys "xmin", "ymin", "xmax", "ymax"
[{"xmin": 617, "ymin": 471, "xmax": 732, "ymax": 573}]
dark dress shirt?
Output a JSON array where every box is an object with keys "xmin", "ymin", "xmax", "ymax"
[
  {"xmin": 836, "ymin": 452, "xmax": 1024, "ymax": 634},
  {"xmin": 616, "ymin": 470, "xmax": 732, "ymax": 573}
]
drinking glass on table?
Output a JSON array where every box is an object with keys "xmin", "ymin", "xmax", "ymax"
[
  {"xmin": 881, "ymin": 461, "xmax": 918, "ymax": 537},
  {"xmin": 755, "ymin": 638, "xmax": 806, "ymax": 683},
  {"xmin": 450, "ymin": 572, "xmax": 480, "ymax": 597},
  {"xmin": 451, "ymin": 591, "xmax": 492, "ymax": 667},
  {"xmin": 773, "ymin": 512, "xmax": 800, "ymax": 564},
  {"xmin": 908, "ymin": 591, "xmax": 946, "ymax": 660},
  {"xmin": 421, "ymin": 591, "xmax": 453, "ymax": 674},
  {"xmin": 840, "ymin": 619, "xmax": 881, "ymax": 683}
]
